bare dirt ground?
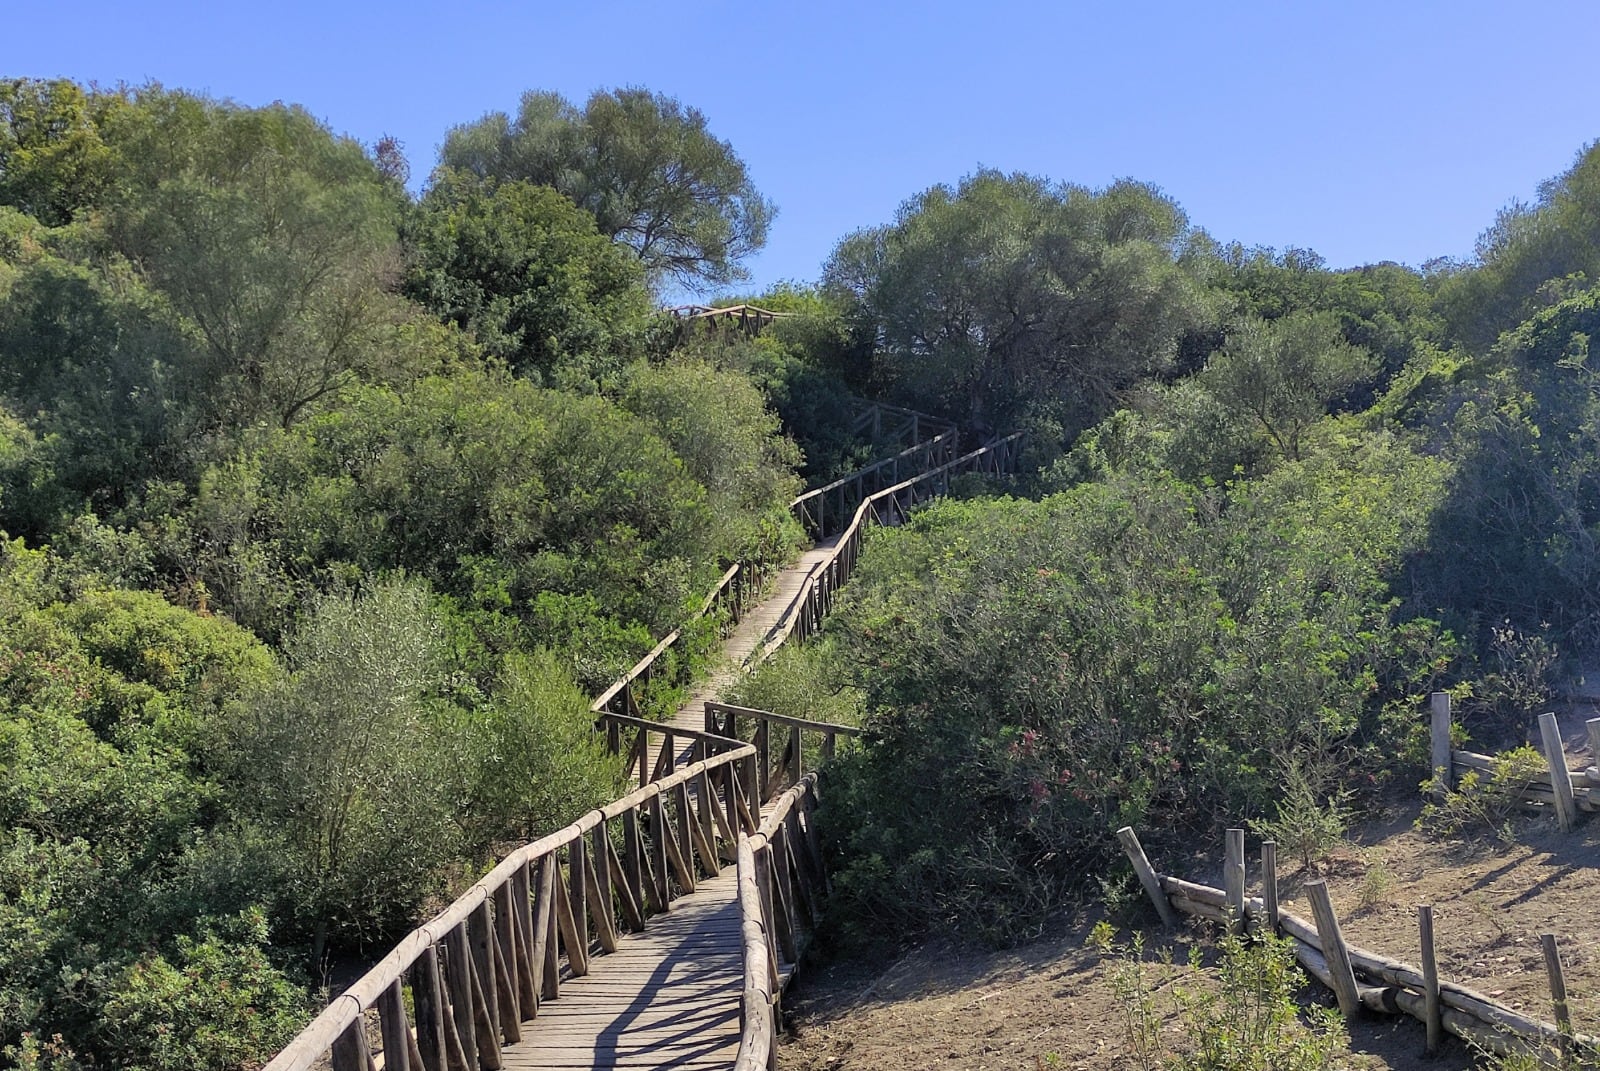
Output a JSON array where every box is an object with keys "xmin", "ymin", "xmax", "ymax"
[{"xmin": 778, "ymin": 717, "xmax": 1600, "ymax": 1071}]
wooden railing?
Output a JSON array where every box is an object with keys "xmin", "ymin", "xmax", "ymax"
[
  {"xmin": 263, "ymin": 744, "xmax": 762, "ymax": 1071},
  {"xmin": 706, "ymin": 702, "xmax": 863, "ymax": 805},
  {"xmin": 734, "ymin": 775, "xmax": 827, "ymax": 1071},
  {"xmin": 588, "ymin": 401, "xmax": 957, "ymax": 730},
  {"xmin": 847, "ymin": 401, "xmax": 957, "ymax": 449},
  {"xmin": 752, "ymin": 431, "xmax": 1025, "ymax": 665},
  {"xmin": 790, "ymin": 429, "xmax": 961, "ymax": 541},
  {"xmin": 590, "ymin": 560, "xmax": 772, "ymax": 723},
  {"xmin": 601, "ymin": 710, "xmax": 749, "ymax": 790}
]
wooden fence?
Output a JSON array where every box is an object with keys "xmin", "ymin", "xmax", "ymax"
[
  {"xmin": 1119, "ymin": 826, "xmax": 1596, "ymax": 1064},
  {"xmin": 1428, "ymin": 692, "xmax": 1600, "ymax": 832},
  {"xmin": 790, "ymin": 428, "xmax": 960, "ymax": 540},
  {"xmin": 588, "ymin": 413, "xmax": 1013, "ymax": 737},
  {"xmin": 706, "ymin": 702, "xmax": 864, "ymax": 805},
  {"xmin": 589, "ymin": 560, "xmax": 773, "ymax": 723},
  {"xmin": 793, "ymin": 400, "xmax": 964, "ymax": 542},
  {"xmin": 588, "ymin": 399, "xmax": 956, "ymax": 727},
  {"xmin": 263, "ymin": 744, "xmax": 763, "ymax": 1071},
  {"xmin": 847, "ymin": 401, "xmax": 957, "ymax": 452},
  {"xmin": 734, "ymin": 774, "xmax": 828, "ymax": 1071},
  {"xmin": 751, "ymin": 431, "xmax": 1025, "ymax": 665}
]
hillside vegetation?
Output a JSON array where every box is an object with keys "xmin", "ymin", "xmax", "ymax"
[{"xmin": 3, "ymin": 74, "xmax": 1600, "ymax": 1069}]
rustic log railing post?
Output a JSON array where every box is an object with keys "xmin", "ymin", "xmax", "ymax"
[
  {"xmin": 1116, "ymin": 826, "xmax": 1178, "ymax": 930},
  {"xmin": 1224, "ymin": 828, "xmax": 1245, "ymax": 933},
  {"xmin": 1537, "ymin": 711, "xmax": 1577, "ymax": 832},
  {"xmin": 442, "ymin": 925, "xmax": 483, "ymax": 1071},
  {"xmin": 1418, "ymin": 904, "xmax": 1442, "ymax": 1055},
  {"xmin": 1430, "ymin": 692, "xmax": 1453, "ymax": 799},
  {"xmin": 330, "ymin": 1019, "xmax": 372, "ymax": 1071},
  {"xmin": 1306, "ymin": 880, "xmax": 1361, "ymax": 1021},
  {"xmin": 376, "ymin": 978, "xmax": 414, "ymax": 1071},
  {"xmin": 755, "ymin": 720, "xmax": 770, "ymax": 803},
  {"xmin": 1542, "ymin": 933, "xmax": 1573, "ymax": 1062},
  {"xmin": 1260, "ymin": 841, "xmax": 1279, "ymax": 935}
]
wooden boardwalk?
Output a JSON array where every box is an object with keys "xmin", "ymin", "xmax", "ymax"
[{"xmin": 503, "ymin": 543, "xmax": 831, "ymax": 1070}]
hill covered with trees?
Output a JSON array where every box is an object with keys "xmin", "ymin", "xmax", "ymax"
[{"xmin": 4, "ymin": 73, "xmax": 1600, "ymax": 1069}]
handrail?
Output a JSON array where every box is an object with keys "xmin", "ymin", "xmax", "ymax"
[
  {"xmin": 733, "ymin": 774, "xmax": 824, "ymax": 1071},
  {"xmin": 599, "ymin": 709, "xmax": 749, "ymax": 789},
  {"xmin": 788, "ymin": 429, "xmax": 961, "ymax": 540},
  {"xmin": 590, "ymin": 561, "xmax": 763, "ymax": 722},
  {"xmin": 706, "ymin": 702, "xmax": 863, "ymax": 804},
  {"xmin": 265, "ymin": 743, "xmax": 760, "ymax": 1071},
  {"xmin": 588, "ymin": 401, "xmax": 957, "ymax": 727},
  {"xmin": 846, "ymin": 400, "xmax": 957, "ymax": 443},
  {"xmin": 753, "ymin": 431, "xmax": 1025, "ymax": 666}
]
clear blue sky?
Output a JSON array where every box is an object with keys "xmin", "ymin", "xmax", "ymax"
[{"xmin": 7, "ymin": 1, "xmax": 1598, "ymax": 297}]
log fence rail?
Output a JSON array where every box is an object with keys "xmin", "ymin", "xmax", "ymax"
[
  {"xmin": 752, "ymin": 431, "xmax": 1024, "ymax": 663},
  {"xmin": 1428, "ymin": 692, "xmax": 1600, "ymax": 832},
  {"xmin": 1120, "ymin": 824, "xmax": 1596, "ymax": 1065}
]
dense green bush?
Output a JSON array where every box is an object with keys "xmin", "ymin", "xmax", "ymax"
[{"xmin": 814, "ymin": 435, "xmax": 1454, "ymax": 943}]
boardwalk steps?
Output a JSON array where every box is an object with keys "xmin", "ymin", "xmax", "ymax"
[{"xmin": 265, "ymin": 413, "xmax": 1023, "ymax": 1071}]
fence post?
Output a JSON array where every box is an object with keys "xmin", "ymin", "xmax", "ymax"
[
  {"xmin": 1537, "ymin": 711, "xmax": 1577, "ymax": 833},
  {"xmin": 1418, "ymin": 904, "xmax": 1442, "ymax": 1055},
  {"xmin": 1116, "ymin": 826, "xmax": 1178, "ymax": 930},
  {"xmin": 1542, "ymin": 933, "xmax": 1573, "ymax": 1063},
  {"xmin": 1224, "ymin": 828, "xmax": 1245, "ymax": 933},
  {"xmin": 1430, "ymin": 692, "xmax": 1452, "ymax": 799},
  {"xmin": 1306, "ymin": 880, "xmax": 1361, "ymax": 1021},
  {"xmin": 1260, "ymin": 841, "xmax": 1279, "ymax": 935}
]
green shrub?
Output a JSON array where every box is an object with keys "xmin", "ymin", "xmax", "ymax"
[
  {"xmin": 1092, "ymin": 922, "xmax": 1347, "ymax": 1071},
  {"xmin": 96, "ymin": 910, "xmax": 307, "ymax": 1071},
  {"xmin": 1417, "ymin": 745, "xmax": 1547, "ymax": 843},
  {"xmin": 466, "ymin": 649, "xmax": 622, "ymax": 842}
]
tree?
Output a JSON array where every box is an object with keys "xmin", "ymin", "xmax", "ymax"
[
  {"xmin": 824, "ymin": 170, "xmax": 1211, "ymax": 438},
  {"xmin": 1199, "ymin": 311, "xmax": 1378, "ymax": 461},
  {"xmin": 1436, "ymin": 140, "xmax": 1600, "ymax": 350},
  {"xmin": 404, "ymin": 172, "xmax": 651, "ymax": 382},
  {"xmin": 439, "ymin": 88, "xmax": 774, "ymax": 289},
  {"xmin": 228, "ymin": 578, "xmax": 462, "ymax": 958},
  {"xmin": 0, "ymin": 256, "xmax": 197, "ymax": 535},
  {"xmin": 183, "ymin": 371, "xmax": 721, "ymax": 657},
  {"xmin": 107, "ymin": 88, "xmax": 422, "ymax": 432},
  {"xmin": 618, "ymin": 357, "xmax": 801, "ymax": 557},
  {"xmin": 0, "ymin": 78, "xmax": 124, "ymax": 226}
]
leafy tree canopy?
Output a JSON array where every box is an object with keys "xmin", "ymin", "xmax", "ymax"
[
  {"xmin": 404, "ymin": 171, "xmax": 652, "ymax": 383},
  {"xmin": 824, "ymin": 170, "xmax": 1214, "ymax": 440},
  {"xmin": 1437, "ymin": 139, "xmax": 1600, "ymax": 350},
  {"xmin": 439, "ymin": 87, "xmax": 774, "ymax": 289}
]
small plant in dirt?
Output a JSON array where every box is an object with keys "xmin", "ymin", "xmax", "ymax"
[
  {"xmin": 1248, "ymin": 761, "xmax": 1351, "ymax": 872},
  {"xmin": 1090, "ymin": 922, "xmax": 1169, "ymax": 1071},
  {"xmin": 1354, "ymin": 849, "xmax": 1394, "ymax": 912},
  {"xmin": 1174, "ymin": 932, "xmax": 1346, "ymax": 1071},
  {"xmin": 1091, "ymin": 922, "xmax": 1348, "ymax": 1071},
  {"xmin": 1416, "ymin": 744, "xmax": 1546, "ymax": 844}
]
